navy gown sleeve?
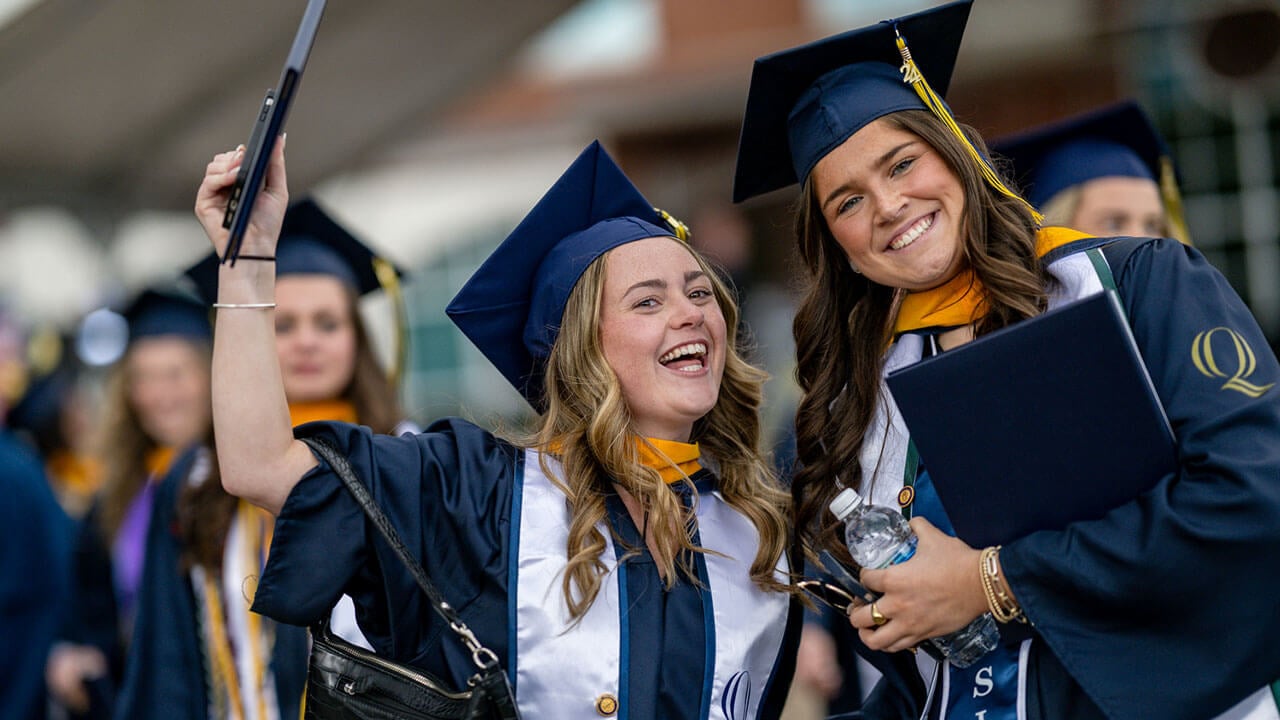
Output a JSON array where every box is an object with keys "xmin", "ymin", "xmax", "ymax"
[
  {"xmin": 0, "ymin": 430, "xmax": 71, "ymax": 720},
  {"xmin": 1000, "ymin": 238, "xmax": 1280, "ymax": 720},
  {"xmin": 250, "ymin": 417, "xmax": 518, "ymax": 689}
]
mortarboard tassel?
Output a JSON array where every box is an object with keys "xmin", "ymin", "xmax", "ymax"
[
  {"xmin": 1159, "ymin": 156, "xmax": 1193, "ymax": 246},
  {"xmin": 372, "ymin": 256, "xmax": 409, "ymax": 389},
  {"xmin": 656, "ymin": 207, "xmax": 691, "ymax": 243},
  {"xmin": 893, "ymin": 25, "xmax": 1043, "ymax": 226}
]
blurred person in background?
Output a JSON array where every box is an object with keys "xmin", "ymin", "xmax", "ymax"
[
  {"xmin": 8, "ymin": 330, "xmax": 104, "ymax": 520},
  {"xmin": 114, "ymin": 198, "xmax": 411, "ymax": 719},
  {"xmin": 0, "ymin": 305, "xmax": 73, "ymax": 720},
  {"xmin": 45, "ymin": 289, "xmax": 212, "ymax": 720},
  {"xmin": 993, "ymin": 100, "xmax": 1191, "ymax": 243}
]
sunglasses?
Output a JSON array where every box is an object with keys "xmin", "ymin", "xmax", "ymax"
[
  {"xmin": 798, "ymin": 549, "xmax": 882, "ymax": 615},
  {"xmin": 797, "ymin": 578, "xmax": 860, "ymax": 614}
]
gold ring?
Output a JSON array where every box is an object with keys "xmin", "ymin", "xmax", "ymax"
[{"xmin": 870, "ymin": 602, "xmax": 887, "ymax": 627}]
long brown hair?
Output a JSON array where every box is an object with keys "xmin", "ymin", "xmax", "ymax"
[
  {"xmin": 178, "ymin": 286, "xmax": 402, "ymax": 570},
  {"xmin": 791, "ymin": 110, "xmax": 1048, "ymax": 558},
  {"xmin": 97, "ymin": 339, "xmax": 211, "ymax": 541},
  {"xmin": 530, "ymin": 239, "xmax": 791, "ymax": 621}
]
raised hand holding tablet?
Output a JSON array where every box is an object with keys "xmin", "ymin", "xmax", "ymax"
[{"xmin": 219, "ymin": 0, "xmax": 325, "ymax": 265}]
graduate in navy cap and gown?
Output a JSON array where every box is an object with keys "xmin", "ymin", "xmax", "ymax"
[
  {"xmin": 115, "ymin": 199, "xmax": 411, "ymax": 719},
  {"xmin": 0, "ymin": 309, "xmax": 72, "ymax": 720},
  {"xmin": 45, "ymin": 289, "xmax": 212, "ymax": 719},
  {"xmin": 732, "ymin": 1, "xmax": 1280, "ymax": 718},
  {"xmin": 191, "ymin": 137, "xmax": 801, "ymax": 719},
  {"xmin": 7, "ymin": 331, "xmax": 103, "ymax": 520},
  {"xmin": 993, "ymin": 100, "xmax": 1192, "ymax": 243}
]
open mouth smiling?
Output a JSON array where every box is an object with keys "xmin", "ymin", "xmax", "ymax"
[
  {"xmin": 889, "ymin": 212, "xmax": 934, "ymax": 251},
  {"xmin": 659, "ymin": 342, "xmax": 708, "ymax": 373}
]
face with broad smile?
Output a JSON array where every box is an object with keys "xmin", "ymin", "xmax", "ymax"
[
  {"xmin": 811, "ymin": 116, "xmax": 968, "ymax": 292},
  {"xmin": 598, "ymin": 237, "xmax": 727, "ymax": 442}
]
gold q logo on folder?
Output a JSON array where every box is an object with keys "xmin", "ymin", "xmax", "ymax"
[{"xmin": 1191, "ymin": 327, "xmax": 1276, "ymax": 398}]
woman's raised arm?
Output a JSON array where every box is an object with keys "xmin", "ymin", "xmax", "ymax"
[{"xmin": 194, "ymin": 140, "xmax": 317, "ymax": 513}]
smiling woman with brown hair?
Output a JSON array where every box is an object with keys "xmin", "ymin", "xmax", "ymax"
[{"xmin": 733, "ymin": 1, "xmax": 1280, "ymax": 718}]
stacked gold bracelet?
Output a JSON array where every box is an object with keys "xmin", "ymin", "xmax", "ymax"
[{"xmin": 979, "ymin": 546, "xmax": 1027, "ymax": 624}]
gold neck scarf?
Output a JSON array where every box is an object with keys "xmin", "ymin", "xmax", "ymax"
[
  {"xmin": 288, "ymin": 399, "xmax": 358, "ymax": 428},
  {"xmin": 894, "ymin": 227, "xmax": 1092, "ymax": 335},
  {"xmin": 145, "ymin": 446, "xmax": 176, "ymax": 479},
  {"xmin": 636, "ymin": 437, "xmax": 703, "ymax": 484}
]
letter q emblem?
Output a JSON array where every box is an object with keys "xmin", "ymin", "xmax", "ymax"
[{"xmin": 1191, "ymin": 327, "xmax": 1275, "ymax": 398}]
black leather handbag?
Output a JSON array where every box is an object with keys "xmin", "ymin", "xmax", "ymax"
[{"xmin": 300, "ymin": 436, "xmax": 521, "ymax": 720}]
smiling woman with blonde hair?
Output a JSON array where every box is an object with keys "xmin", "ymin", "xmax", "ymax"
[{"xmin": 191, "ymin": 139, "xmax": 799, "ymax": 718}]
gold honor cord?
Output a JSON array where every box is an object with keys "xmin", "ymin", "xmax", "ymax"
[
  {"xmin": 1159, "ymin": 156, "xmax": 1193, "ymax": 246},
  {"xmin": 372, "ymin": 256, "xmax": 409, "ymax": 389},
  {"xmin": 894, "ymin": 27, "xmax": 1044, "ymax": 226}
]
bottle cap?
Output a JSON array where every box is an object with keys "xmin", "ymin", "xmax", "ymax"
[{"xmin": 829, "ymin": 487, "xmax": 864, "ymax": 521}]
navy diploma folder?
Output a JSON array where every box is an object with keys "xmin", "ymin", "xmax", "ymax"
[
  {"xmin": 221, "ymin": 0, "xmax": 326, "ymax": 264},
  {"xmin": 885, "ymin": 290, "xmax": 1177, "ymax": 548}
]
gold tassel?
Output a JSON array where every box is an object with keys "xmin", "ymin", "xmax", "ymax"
[
  {"xmin": 894, "ymin": 28, "xmax": 1043, "ymax": 225},
  {"xmin": 655, "ymin": 207, "xmax": 691, "ymax": 242},
  {"xmin": 372, "ymin": 257, "xmax": 409, "ymax": 388},
  {"xmin": 1159, "ymin": 156, "xmax": 1193, "ymax": 245}
]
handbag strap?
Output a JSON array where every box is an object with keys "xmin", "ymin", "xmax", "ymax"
[{"xmin": 300, "ymin": 435, "xmax": 501, "ymax": 675}]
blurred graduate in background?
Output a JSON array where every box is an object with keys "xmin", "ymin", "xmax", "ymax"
[
  {"xmin": 45, "ymin": 289, "xmax": 212, "ymax": 720},
  {"xmin": 993, "ymin": 100, "xmax": 1192, "ymax": 243},
  {"xmin": 115, "ymin": 198, "xmax": 411, "ymax": 719},
  {"xmin": 0, "ymin": 306, "xmax": 73, "ymax": 720},
  {"xmin": 7, "ymin": 329, "xmax": 104, "ymax": 520}
]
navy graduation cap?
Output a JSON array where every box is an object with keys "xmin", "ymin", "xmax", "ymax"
[
  {"xmin": 446, "ymin": 140, "xmax": 686, "ymax": 409},
  {"xmin": 732, "ymin": 0, "xmax": 1037, "ymax": 220},
  {"xmin": 992, "ymin": 101, "xmax": 1171, "ymax": 207},
  {"xmin": 992, "ymin": 100, "xmax": 1191, "ymax": 243},
  {"xmin": 185, "ymin": 198, "xmax": 402, "ymax": 303},
  {"xmin": 733, "ymin": 0, "xmax": 971, "ymax": 202},
  {"xmin": 122, "ymin": 288, "xmax": 211, "ymax": 344},
  {"xmin": 185, "ymin": 197, "xmax": 410, "ymax": 381},
  {"xmin": 7, "ymin": 331, "xmax": 76, "ymax": 444}
]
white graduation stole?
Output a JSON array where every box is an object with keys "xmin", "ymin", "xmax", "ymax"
[{"xmin": 513, "ymin": 449, "xmax": 790, "ymax": 719}]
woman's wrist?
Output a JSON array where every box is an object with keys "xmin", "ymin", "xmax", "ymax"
[
  {"xmin": 216, "ymin": 257, "xmax": 276, "ymax": 304},
  {"xmin": 979, "ymin": 545, "xmax": 1027, "ymax": 624}
]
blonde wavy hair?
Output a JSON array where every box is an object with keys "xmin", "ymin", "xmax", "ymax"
[{"xmin": 528, "ymin": 239, "xmax": 791, "ymax": 621}]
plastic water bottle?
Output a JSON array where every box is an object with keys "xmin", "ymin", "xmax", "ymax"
[{"xmin": 830, "ymin": 487, "xmax": 998, "ymax": 668}]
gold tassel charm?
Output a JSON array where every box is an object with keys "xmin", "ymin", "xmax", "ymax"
[
  {"xmin": 655, "ymin": 207, "xmax": 691, "ymax": 242},
  {"xmin": 894, "ymin": 26, "xmax": 1044, "ymax": 226},
  {"xmin": 1159, "ymin": 156, "xmax": 1193, "ymax": 246},
  {"xmin": 372, "ymin": 256, "xmax": 409, "ymax": 388}
]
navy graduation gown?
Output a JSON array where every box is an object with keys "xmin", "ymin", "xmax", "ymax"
[
  {"xmin": 854, "ymin": 238, "xmax": 1280, "ymax": 719},
  {"xmin": 251, "ymin": 418, "xmax": 799, "ymax": 719},
  {"xmin": 0, "ymin": 430, "xmax": 71, "ymax": 720},
  {"xmin": 114, "ymin": 447, "xmax": 307, "ymax": 720},
  {"xmin": 998, "ymin": 238, "xmax": 1280, "ymax": 719}
]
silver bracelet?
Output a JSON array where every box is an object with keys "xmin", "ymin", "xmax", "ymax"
[{"xmin": 211, "ymin": 302, "xmax": 276, "ymax": 309}]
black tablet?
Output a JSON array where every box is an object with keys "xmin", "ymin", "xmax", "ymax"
[{"xmin": 220, "ymin": 0, "xmax": 327, "ymax": 264}]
